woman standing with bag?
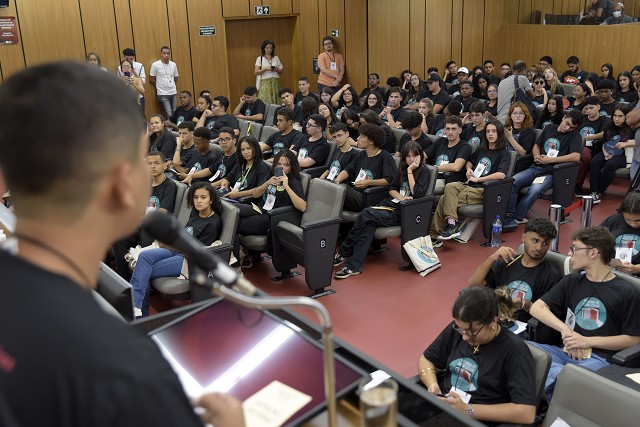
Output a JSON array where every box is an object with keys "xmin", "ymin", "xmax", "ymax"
[{"xmin": 255, "ymin": 39, "xmax": 283, "ymax": 105}]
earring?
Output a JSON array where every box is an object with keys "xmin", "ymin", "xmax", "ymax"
[{"xmin": 491, "ymin": 326, "xmax": 495, "ymax": 331}]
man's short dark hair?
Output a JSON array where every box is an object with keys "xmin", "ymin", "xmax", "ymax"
[
  {"xmin": 177, "ymin": 121, "xmax": 195, "ymax": 131},
  {"xmin": 194, "ymin": 127, "xmax": 212, "ymax": 140},
  {"xmin": 446, "ymin": 60, "xmax": 456, "ymax": 69},
  {"xmin": 468, "ymin": 100, "xmax": 486, "ymax": 114},
  {"xmin": 329, "ymin": 122, "xmax": 349, "ymax": 134},
  {"xmin": 243, "ymin": 86, "xmax": 258, "ymax": 96},
  {"xmin": 180, "ymin": 90, "xmax": 192, "ymax": 97},
  {"xmin": 278, "ymin": 87, "xmax": 293, "ymax": 97},
  {"xmin": 276, "ymin": 107, "xmax": 294, "ymax": 122},
  {"xmin": 358, "ymin": 123, "xmax": 385, "ymax": 147},
  {"xmin": 584, "ymin": 95, "xmax": 601, "ymax": 106},
  {"xmin": 427, "ymin": 67, "xmax": 439, "ymax": 75},
  {"xmin": 483, "ymin": 59, "xmax": 494, "ymax": 66},
  {"xmin": 308, "ymin": 113, "xmax": 327, "ymax": 130},
  {"xmin": 501, "ymin": 62, "xmax": 511, "ymax": 68},
  {"xmin": 445, "ymin": 100, "xmax": 463, "ymax": 116},
  {"xmin": 513, "ymin": 60, "xmax": 527, "ymax": 73},
  {"xmin": 564, "ymin": 109, "xmax": 584, "ymax": 127},
  {"xmin": 160, "ymin": 45, "xmax": 170, "ymax": 52},
  {"xmin": 567, "ymin": 56, "xmax": 579, "ymax": 65},
  {"xmin": 386, "ymin": 77, "xmax": 402, "ymax": 87},
  {"xmin": 298, "ymin": 76, "xmax": 310, "ymax": 83},
  {"xmin": 122, "ymin": 48, "xmax": 135, "ymax": 57},
  {"xmin": 524, "ymin": 218, "xmax": 557, "ymax": 241},
  {"xmin": 597, "ymin": 79, "xmax": 615, "ymax": 91},
  {"xmin": 444, "ymin": 115, "xmax": 463, "ymax": 128},
  {"xmin": 401, "ymin": 111, "xmax": 423, "ymax": 130},
  {"xmin": 218, "ymin": 127, "xmax": 235, "ymax": 138},
  {"xmin": 322, "ymin": 36, "xmax": 333, "ymax": 44},
  {"xmin": 459, "ymin": 81, "xmax": 471, "ymax": 89},
  {"xmin": 146, "ymin": 151, "xmax": 165, "ymax": 161},
  {"xmin": 539, "ymin": 56, "xmax": 553, "ymax": 65},
  {"xmin": 0, "ymin": 62, "xmax": 142, "ymax": 214},
  {"xmin": 214, "ymin": 96, "xmax": 229, "ymax": 111},
  {"xmin": 572, "ymin": 226, "xmax": 615, "ymax": 264},
  {"xmin": 368, "ymin": 73, "xmax": 380, "ymax": 79},
  {"xmin": 388, "ymin": 86, "xmax": 402, "ymax": 97}
]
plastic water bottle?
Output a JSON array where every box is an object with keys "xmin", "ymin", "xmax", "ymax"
[{"xmin": 491, "ymin": 215, "xmax": 502, "ymax": 247}]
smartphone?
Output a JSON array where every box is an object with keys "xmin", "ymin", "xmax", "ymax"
[
  {"xmin": 124, "ymin": 71, "xmax": 131, "ymax": 77},
  {"xmin": 436, "ymin": 393, "xmax": 448, "ymax": 398},
  {"xmin": 274, "ymin": 166, "xmax": 284, "ymax": 177}
]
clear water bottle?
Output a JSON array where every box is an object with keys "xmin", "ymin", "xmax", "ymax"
[{"xmin": 491, "ymin": 215, "xmax": 502, "ymax": 247}]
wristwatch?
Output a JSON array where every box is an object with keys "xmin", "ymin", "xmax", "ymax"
[{"xmin": 467, "ymin": 404, "xmax": 474, "ymax": 417}]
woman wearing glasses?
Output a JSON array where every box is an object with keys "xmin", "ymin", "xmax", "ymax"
[
  {"xmin": 504, "ymin": 102, "xmax": 536, "ymax": 156},
  {"xmin": 418, "ymin": 286, "xmax": 537, "ymax": 425}
]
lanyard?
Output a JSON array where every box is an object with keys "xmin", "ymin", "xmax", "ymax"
[{"xmin": 240, "ymin": 164, "xmax": 252, "ymax": 185}]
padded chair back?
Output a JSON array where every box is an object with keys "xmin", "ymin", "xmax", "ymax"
[
  {"xmin": 427, "ymin": 134, "xmax": 438, "ymax": 144},
  {"xmin": 97, "ymin": 262, "xmax": 134, "ymax": 321},
  {"xmin": 506, "ymin": 150, "xmax": 518, "ymax": 178},
  {"xmin": 543, "ymin": 364, "xmax": 640, "ymax": 427},
  {"xmin": 176, "ymin": 190, "xmax": 194, "ymax": 227},
  {"xmin": 238, "ymin": 119, "xmax": 250, "ymax": 138},
  {"xmin": 219, "ymin": 200, "xmax": 239, "ymax": 246},
  {"xmin": 300, "ymin": 172, "xmax": 311, "ymax": 196},
  {"xmin": 525, "ymin": 341, "xmax": 551, "ymax": 406},
  {"xmin": 247, "ymin": 122, "xmax": 263, "ymax": 140},
  {"xmin": 559, "ymin": 83, "xmax": 576, "ymax": 97},
  {"xmin": 264, "ymin": 103, "xmax": 280, "ymax": 127},
  {"xmin": 301, "ymin": 179, "xmax": 345, "ymax": 225},
  {"xmin": 392, "ymin": 128, "xmax": 406, "ymax": 152},
  {"xmin": 323, "ymin": 141, "xmax": 336, "ymax": 167},
  {"xmin": 209, "ymin": 143, "xmax": 224, "ymax": 157},
  {"xmin": 259, "ymin": 125, "xmax": 279, "ymax": 142},
  {"xmin": 532, "ymin": 128, "xmax": 542, "ymax": 144},
  {"xmin": 172, "ymin": 182, "xmax": 188, "ymax": 216},
  {"xmin": 425, "ymin": 164, "xmax": 437, "ymax": 195},
  {"xmin": 614, "ymin": 270, "xmax": 640, "ymax": 293}
]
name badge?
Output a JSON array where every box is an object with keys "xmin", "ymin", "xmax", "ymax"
[
  {"xmin": 473, "ymin": 163, "xmax": 486, "ymax": 178},
  {"xmin": 547, "ymin": 145, "xmax": 559, "ymax": 157},
  {"xmin": 449, "ymin": 387, "xmax": 471, "ymax": 404},
  {"xmin": 616, "ymin": 246, "xmax": 634, "ymax": 263},
  {"xmin": 565, "ymin": 308, "xmax": 576, "ymax": 331},
  {"xmin": 330, "ymin": 62, "xmax": 337, "ymax": 71},
  {"xmin": 438, "ymin": 160, "xmax": 449, "ymax": 166},
  {"xmin": 327, "ymin": 165, "xmax": 339, "ymax": 181},
  {"xmin": 355, "ymin": 168, "xmax": 368, "ymax": 182},
  {"xmin": 188, "ymin": 166, "xmax": 197, "ymax": 175},
  {"xmin": 233, "ymin": 181, "xmax": 241, "ymax": 191},
  {"xmin": 262, "ymin": 193, "xmax": 276, "ymax": 211}
]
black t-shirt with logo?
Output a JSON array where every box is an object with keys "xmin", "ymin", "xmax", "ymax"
[
  {"xmin": 294, "ymin": 135, "xmax": 330, "ymax": 168},
  {"xmin": 378, "ymin": 166, "xmax": 431, "ymax": 209},
  {"xmin": 203, "ymin": 114, "xmax": 240, "ymax": 138},
  {"xmin": 399, "ymin": 132, "xmax": 432, "ymax": 153},
  {"xmin": 601, "ymin": 213, "xmax": 640, "ymax": 266},
  {"xmin": 325, "ymin": 147, "xmax": 359, "ymax": 181},
  {"xmin": 461, "ymin": 124, "xmax": 484, "ymax": 151},
  {"xmin": 225, "ymin": 159, "xmax": 271, "ymax": 192},
  {"xmin": 486, "ymin": 257, "xmax": 562, "ymax": 322},
  {"xmin": 169, "ymin": 105, "xmax": 197, "ymax": 126},
  {"xmin": 540, "ymin": 273, "xmax": 640, "ymax": 359},
  {"xmin": 535, "ymin": 125, "xmax": 582, "ymax": 174},
  {"xmin": 149, "ymin": 177, "xmax": 177, "ymax": 213},
  {"xmin": 239, "ymin": 100, "xmax": 266, "ymax": 124},
  {"xmin": 429, "ymin": 114, "xmax": 446, "ymax": 137},
  {"xmin": 149, "ymin": 131, "xmax": 177, "ymax": 160},
  {"xmin": 383, "ymin": 106, "xmax": 407, "ymax": 124},
  {"xmin": 259, "ymin": 178, "xmax": 305, "ymax": 210},
  {"xmin": 272, "ymin": 106, "xmax": 304, "ymax": 126},
  {"xmin": 427, "ymin": 90, "xmax": 451, "ymax": 110},
  {"xmin": 510, "ymin": 127, "xmax": 536, "ymax": 154},
  {"xmin": 208, "ymin": 152, "xmax": 238, "ymax": 183},
  {"xmin": 560, "ymin": 70, "xmax": 589, "ymax": 85},
  {"xmin": 599, "ymin": 101, "xmax": 617, "ymax": 118},
  {"xmin": 178, "ymin": 145, "xmax": 196, "ymax": 166},
  {"xmin": 264, "ymin": 129, "xmax": 302, "ymax": 158},
  {"xmin": 294, "ymin": 91, "xmax": 319, "ymax": 107},
  {"xmin": 344, "ymin": 149, "xmax": 397, "ymax": 191},
  {"xmin": 423, "ymin": 323, "xmax": 537, "ymax": 406},
  {"xmin": 426, "ymin": 138, "xmax": 472, "ymax": 183},
  {"xmin": 454, "ymin": 95, "xmax": 478, "ymax": 113},
  {"xmin": 468, "ymin": 147, "xmax": 511, "ymax": 188},
  {"xmin": 185, "ymin": 211, "xmax": 222, "ymax": 246},
  {"xmin": 579, "ymin": 116, "xmax": 609, "ymax": 153},
  {"xmin": 184, "ymin": 149, "xmax": 220, "ymax": 182}
]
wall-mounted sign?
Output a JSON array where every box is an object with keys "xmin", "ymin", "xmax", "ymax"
[
  {"xmin": 331, "ymin": 29, "xmax": 340, "ymax": 37},
  {"xmin": 199, "ymin": 26, "xmax": 216, "ymax": 36},
  {"xmin": 255, "ymin": 5, "xmax": 270, "ymax": 15},
  {"xmin": 0, "ymin": 17, "xmax": 18, "ymax": 45}
]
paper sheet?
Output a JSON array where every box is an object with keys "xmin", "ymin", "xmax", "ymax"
[
  {"xmin": 243, "ymin": 381, "xmax": 312, "ymax": 427},
  {"xmin": 626, "ymin": 373, "xmax": 640, "ymax": 385}
]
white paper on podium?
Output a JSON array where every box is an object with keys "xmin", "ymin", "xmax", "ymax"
[
  {"xmin": 626, "ymin": 373, "xmax": 640, "ymax": 385},
  {"xmin": 243, "ymin": 380, "xmax": 312, "ymax": 427}
]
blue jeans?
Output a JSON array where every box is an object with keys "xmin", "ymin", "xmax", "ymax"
[
  {"xmin": 340, "ymin": 207, "xmax": 399, "ymax": 272},
  {"xmin": 529, "ymin": 342, "xmax": 609, "ymax": 399},
  {"xmin": 131, "ymin": 248, "xmax": 184, "ymax": 316},
  {"xmin": 507, "ymin": 165, "xmax": 554, "ymax": 220},
  {"xmin": 157, "ymin": 94, "xmax": 177, "ymax": 119}
]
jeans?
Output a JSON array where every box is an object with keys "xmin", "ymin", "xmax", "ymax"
[
  {"xmin": 131, "ymin": 248, "xmax": 184, "ymax": 316},
  {"xmin": 507, "ymin": 165, "xmax": 553, "ymax": 221},
  {"xmin": 339, "ymin": 207, "xmax": 399, "ymax": 271},
  {"xmin": 157, "ymin": 94, "xmax": 177, "ymax": 119},
  {"xmin": 529, "ymin": 342, "xmax": 609, "ymax": 399}
]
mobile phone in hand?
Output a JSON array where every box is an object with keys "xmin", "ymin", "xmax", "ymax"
[
  {"xmin": 274, "ymin": 166, "xmax": 284, "ymax": 177},
  {"xmin": 124, "ymin": 71, "xmax": 131, "ymax": 77}
]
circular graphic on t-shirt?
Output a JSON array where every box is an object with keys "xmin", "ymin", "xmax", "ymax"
[
  {"xmin": 436, "ymin": 128, "xmax": 445, "ymax": 137},
  {"xmin": 449, "ymin": 358, "xmax": 478, "ymax": 392},
  {"xmin": 245, "ymin": 108, "xmax": 251, "ymax": 116},
  {"xmin": 217, "ymin": 163, "xmax": 227, "ymax": 176},
  {"xmin": 477, "ymin": 157, "xmax": 492, "ymax": 176},
  {"xmin": 358, "ymin": 169, "xmax": 374, "ymax": 181},
  {"xmin": 580, "ymin": 126, "xmax": 596, "ymax": 138},
  {"xmin": 185, "ymin": 226, "xmax": 194, "ymax": 236},
  {"xmin": 615, "ymin": 234, "xmax": 640, "ymax": 259},
  {"xmin": 544, "ymin": 138, "xmax": 560, "ymax": 153},
  {"xmin": 603, "ymin": 135, "xmax": 623, "ymax": 156},
  {"xmin": 273, "ymin": 142, "xmax": 285, "ymax": 155},
  {"xmin": 436, "ymin": 154, "xmax": 449, "ymax": 166},
  {"xmin": 599, "ymin": 111, "xmax": 610, "ymax": 117},
  {"xmin": 564, "ymin": 76, "xmax": 579, "ymax": 85},
  {"xmin": 468, "ymin": 136, "xmax": 480, "ymax": 149},
  {"xmin": 298, "ymin": 147, "xmax": 309, "ymax": 158},
  {"xmin": 206, "ymin": 120, "xmax": 215, "ymax": 130},
  {"xmin": 507, "ymin": 280, "xmax": 533, "ymax": 302},
  {"xmin": 575, "ymin": 297, "xmax": 607, "ymax": 330},
  {"xmin": 147, "ymin": 195, "xmax": 160, "ymax": 212},
  {"xmin": 399, "ymin": 181, "xmax": 411, "ymax": 197},
  {"xmin": 193, "ymin": 162, "xmax": 202, "ymax": 173},
  {"xmin": 177, "ymin": 116, "xmax": 185, "ymax": 125}
]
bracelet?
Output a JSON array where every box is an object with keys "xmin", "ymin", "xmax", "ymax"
[{"xmin": 419, "ymin": 367, "xmax": 436, "ymax": 379}]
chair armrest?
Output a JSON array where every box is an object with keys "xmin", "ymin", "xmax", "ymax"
[
  {"xmin": 268, "ymin": 206, "xmax": 303, "ymax": 228},
  {"xmin": 611, "ymin": 343, "xmax": 640, "ymax": 368},
  {"xmin": 363, "ymin": 185, "xmax": 390, "ymax": 206},
  {"xmin": 301, "ymin": 217, "xmax": 342, "ymax": 231},
  {"xmin": 481, "ymin": 177, "xmax": 514, "ymax": 188},
  {"xmin": 303, "ymin": 165, "xmax": 328, "ymax": 179},
  {"xmin": 552, "ymin": 161, "xmax": 580, "ymax": 171},
  {"xmin": 399, "ymin": 196, "xmax": 434, "ymax": 208}
]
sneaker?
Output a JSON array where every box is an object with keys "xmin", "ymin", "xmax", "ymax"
[
  {"xmin": 591, "ymin": 192, "xmax": 601, "ymax": 204},
  {"xmin": 334, "ymin": 266, "xmax": 361, "ymax": 279},
  {"xmin": 503, "ymin": 218, "xmax": 519, "ymax": 232},
  {"xmin": 432, "ymin": 239, "xmax": 443, "ymax": 249},
  {"xmin": 437, "ymin": 222, "xmax": 461, "ymax": 240},
  {"xmin": 333, "ymin": 252, "xmax": 348, "ymax": 267},
  {"xmin": 134, "ymin": 307, "xmax": 142, "ymax": 318},
  {"xmin": 515, "ymin": 217, "xmax": 528, "ymax": 224}
]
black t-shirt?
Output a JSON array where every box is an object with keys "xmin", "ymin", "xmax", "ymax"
[
  {"xmin": 208, "ymin": 152, "xmax": 238, "ymax": 183},
  {"xmin": 225, "ymin": 160, "xmax": 271, "ymax": 192},
  {"xmin": 579, "ymin": 115, "xmax": 608, "ymax": 153},
  {"xmin": 185, "ymin": 149, "xmax": 220, "ymax": 180},
  {"xmin": 535, "ymin": 125, "xmax": 583, "ymax": 174},
  {"xmin": 426, "ymin": 138, "xmax": 472, "ymax": 183},
  {"xmin": 468, "ymin": 147, "xmax": 511, "ymax": 187},
  {"xmin": 294, "ymin": 91, "xmax": 319, "ymax": 107},
  {"xmin": 536, "ymin": 113, "xmax": 563, "ymax": 130},
  {"xmin": 429, "ymin": 114, "xmax": 446, "ymax": 137},
  {"xmin": 405, "ymin": 88, "xmax": 428, "ymax": 107},
  {"xmin": 601, "ymin": 213, "xmax": 640, "ymax": 266},
  {"xmin": 560, "ymin": 70, "xmax": 589, "ymax": 85},
  {"xmin": 203, "ymin": 114, "xmax": 240, "ymax": 138},
  {"xmin": 567, "ymin": 98, "xmax": 586, "ymax": 112},
  {"xmin": 344, "ymin": 149, "xmax": 397, "ymax": 190},
  {"xmin": 149, "ymin": 131, "xmax": 177, "ymax": 160},
  {"xmin": 0, "ymin": 250, "xmax": 203, "ymax": 427},
  {"xmin": 239, "ymin": 100, "xmax": 266, "ymax": 124},
  {"xmin": 265, "ymin": 129, "xmax": 302, "ymax": 157},
  {"xmin": 619, "ymin": 90, "xmax": 639, "ymax": 105},
  {"xmin": 600, "ymin": 101, "xmax": 617, "ymax": 118},
  {"xmin": 294, "ymin": 135, "xmax": 330, "ymax": 167},
  {"xmin": 359, "ymin": 86, "xmax": 386, "ymax": 100},
  {"xmin": 325, "ymin": 147, "xmax": 359, "ymax": 180},
  {"xmin": 510, "ymin": 127, "xmax": 536, "ymax": 154},
  {"xmin": 178, "ymin": 145, "xmax": 196, "ymax": 166},
  {"xmin": 186, "ymin": 211, "xmax": 223, "ymax": 245},
  {"xmin": 169, "ymin": 105, "xmax": 197, "ymax": 126},
  {"xmin": 427, "ymin": 90, "xmax": 450, "ymax": 110},
  {"xmin": 540, "ymin": 273, "xmax": 640, "ymax": 358},
  {"xmin": 149, "ymin": 177, "xmax": 177, "ymax": 213},
  {"xmin": 378, "ymin": 166, "xmax": 431, "ymax": 209},
  {"xmin": 399, "ymin": 132, "xmax": 432, "ymax": 153},
  {"xmin": 461, "ymin": 124, "xmax": 484, "ymax": 151},
  {"xmin": 486, "ymin": 257, "xmax": 562, "ymax": 322},
  {"xmin": 532, "ymin": 91, "xmax": 550, "ymax": 108},
  {"xmin": 455, "ymin": 95, "xmax": 478, "ymax": 113},
  {"xmin": 485, "ymin": 102, "xmax": 497, "ymax": 118},
  {"xmin": 383, "ymin": 106, "xmax": 407, "ymax": 124},
  {"xmin": 423, "ymin": 323, "xmax": 537, "ymax": 406},
  {"xmin": 259, "ymin": 177, "xmax": 305, "ymax": 210},
  {"xmin": 272, "ymin": 106, "xmax": 304, "ymax": 126},
  {"xmin": 545, "ymin": 84, "xmax": 565, "ymax": 96}
]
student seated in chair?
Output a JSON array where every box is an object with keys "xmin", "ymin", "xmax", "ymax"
[
  {"xmin": 333, "ymin": 142, "xmax": 430, "ymax": 279},
  {"xmin": 601, "ymin": 190, "xmax": 640, "ymax": 276},
  {"xmin": 468, "ymin": 218, "xmax": 562, "ymax": 327},
  {"xmin": 182, "ymin": 127, "xmax": 238, "ymax": 187},
  {"xmin": 333, "ymin": 123, "xmax": 397, "ymax": 212},
  {"xmin": 530, "ymin": 226, "xmax": 640, "ymax": 399},
  {"xmin": 425, "ymin": 116, "xmax": 472, "ymax": 194},
  {"xmin": 504, "ymin": 110, "xmax": 584, "ymax": 229},
  {"xmin": 173, "ymin": 127, "xmax": 219, "ymax": 183},
  {"xmin": 260, "ymin": 108, "xmax": 303, "ymax": 162},
  {"xmin": 130, "ymin": 183, "xmax": 223, "ymax": 317},
  {"xmin": 430, "ymin": 120, "xmax": 511, "ymax": 245},
  {"xmin": 219, "ymin": 136, "xmax": 270, "ymax": 200},
  {"xmin": 418, "ymin": 286, "xmax": 537, "ymax": 425},
  {"xmin": 320, "ymin": 123, "xmax": 358, "ymax": 182},
  {"xmin": 291, "ymin": 114, "xmax": 330, "ymax": 169}
]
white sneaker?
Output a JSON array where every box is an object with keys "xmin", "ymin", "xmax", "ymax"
[{"xmin": 134, "ymin": 307, "xmax": 142, "ymax": 318}]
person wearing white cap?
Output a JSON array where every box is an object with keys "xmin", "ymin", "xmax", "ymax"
[{"xmin": 448, "ymin": 67, "xmax": 470, "ymax": 97}]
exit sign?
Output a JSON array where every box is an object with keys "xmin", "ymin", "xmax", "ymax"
[{"xmin": 255, "ymin": 5, "xmax": 270, "ymax": 15}]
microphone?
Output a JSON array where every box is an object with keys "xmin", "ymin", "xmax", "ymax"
[{"xmin": 142, "ymin": 211, "xmax": 239, "ymax": 289}]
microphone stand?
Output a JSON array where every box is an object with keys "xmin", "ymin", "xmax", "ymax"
[{"xmin": 190, "ymin": 267, "xmax": 338, "ymax": 427}]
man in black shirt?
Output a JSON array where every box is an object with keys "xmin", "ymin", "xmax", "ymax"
[
  {"xmin": 260, "ymin": 108, "xmax": 302, "ymax": 161},
  {"xmin": 166, "ymin": 90, "xmax": 197, "ymax": 130},
  {"xmin": 425, "ymin": 73, "xmax": 450, "ymax": 114},
  {"xmin": 398, "ymin": 111, "xmax": 432, "ymax": 155},
  {"xmin": 175, "ymin": 127, "xmax": 220, "ymax": 182},
  {"xmin": 560, "ymin": 55, "xmax": 589, "ymax": 85},
  {"xmin": 183, "ymin": 127, "xmax": 238, "ymax": 187},
  {"xmin": 293, "ymin": 114, "xmax": 330, "ymax": 168},
  {"xmin": 454, "ymin": 81, "xmax": 478, "ymax": 114},
  {"xmin": 273, "ymin": 87, "xmax": 304, "ymax": 126},
  {"xmin": 379, "ymin": 86, "xmax": 407, "ymax": 128},
  {"xmin": 170, "ymin": 121, "xmax": 197, "ymax": 175},
  {"xmin": 359, "ymin": 72, "xmax": 386, "ymax": 101},
  {"xmin": 232, "ymin": 85, "xmax": 266, "ymax": 124},
  {"xmin": 294, "ymin": 76, "xmax": 320, "ymax": 106},
  {"xmin": 443, "ymin": 60, "xmax": 459, "ymax": 84},
  {"xmin": 483, "ymin": 59, "xmax": 501, "ymax": 86},
  {"xmin": 0, "ymin": 62, "xmax": 244, "ymax": 427},
  {"xmin": 426, "ymin": 116, "xmax": 472, "ymax": 192},
  {"xmin": 196, "ymin": 95, "xmax": 240, "ymax": 138}
]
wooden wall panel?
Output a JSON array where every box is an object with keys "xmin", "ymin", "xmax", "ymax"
[
  {"xmin": 518, "ymin": 0, "xmax": 534, "ymax": 23},
  {"xmin": 222, "ymin": 0, "xmax": 249, "ymax": 17},
  {"xmin": 318, "ymin": 0, "xmax": 328, "ymax": 41},
  {"xmin": 15, "ymin": 0, "xmax": 85, "ymax": 66},
  {"xmin": 368, "ymin": 0, "xmax": 409, "ymax": 85},
  {"xmin": 225, "ymin": 17, "xmax": 296, "ymax": 103},
  {"xmin": 263, "ymin": 0, "xmax": 293, "ymax": 15},
  {"xmin": 188, "ymin": 0, "xmax": 229, "ymax": 100},
  {"xmin": 292, "ymin": 0, "xmax": 300, "ymax": 14},
  {"xmin": 461, "ymin": 0, "xmax": 485, "ymax": 70},
  {"xmin": 78, "ymin": 0, "xmax": 120, "ymax": 70},
  {"xmin": 167, "ymin": 0, "xmax": 194, "ymax": 98},
  {"xmin": 326, "ymin": 0, "xmax": 345, "ymax": 56},
  {"xmin": 561, "ymin": 0, "xmax": 583, "ymax": 14},
  {"xmin": 450, "ymin": 0, "xmax": 463, "ymax": 65},
  {"xmin": 297, "ymin": 0, "xmax": 320, "ymax": 86},
  {"xmin": 409, "ymin": 0, "xmax": 426, "ymax": 77},
  {"xmin": 0, "ymin": 2, "xmax": 26, "ymax": 82},
  {"xmin": 344, "ymin": 0, "xmax": 367, "ymax": 90},
  {"xmin": 425, "ymin": 0, "xmax": 453, "ymax": 73},
  {"xmin": 113, "ymin": 0, "xmax": 134, "ymax": 56}
]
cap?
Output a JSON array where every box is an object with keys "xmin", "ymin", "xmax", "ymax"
[{"xmin": 457, "ymin": 67, "xmax": 469, "ymax": 75}]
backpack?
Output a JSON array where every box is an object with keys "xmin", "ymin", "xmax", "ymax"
[{"xmin": 511, "ymin": 76, "xmax": 538, "ymax": 121}]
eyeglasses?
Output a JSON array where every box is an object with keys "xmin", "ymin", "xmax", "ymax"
[
  {"xmin": 306, "ymin": 123, "xmax": 321, "ymax": 128},
  {"xmin": 568, "ymin": 245, "xmax": 593, "ymax": 255},
  {"xmin": 487, "ymin": 89, "xmax": 497, "ymax": 94},
  {"xmin": 452, "ymin": 323, "xmax": 486, "ymax": 338},
  {"xmin": 534, "ymin": 81, "xmax": 545, "ymax": 85},
  {"xmin": 323, "ymin": 42, "xmax": 333, "ymax": 46},
  {"xmin": 511, "ymin": 111, "xmax": 525, "ymax": 116},
  {"xmin": 219, "ymin": 137, "xmax": 234, "ymax": 142}
]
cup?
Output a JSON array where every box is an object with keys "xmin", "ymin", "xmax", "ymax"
[{"xmin": 358, "ymin": 376, "xmax": 398, "ymax": 427}]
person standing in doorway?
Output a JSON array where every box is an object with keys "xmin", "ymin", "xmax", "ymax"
[{"xmin": 255, "ymin": 39, "xmax": 283, "ymax": 105}]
